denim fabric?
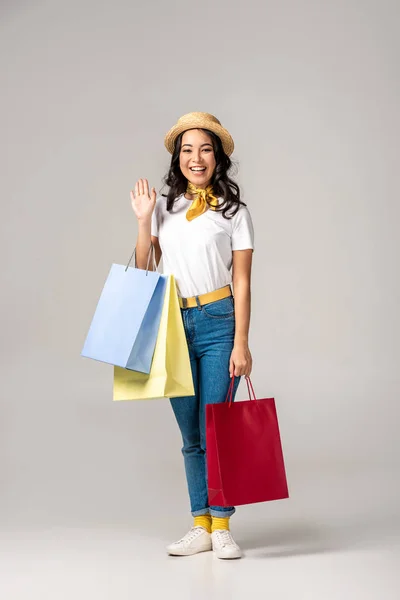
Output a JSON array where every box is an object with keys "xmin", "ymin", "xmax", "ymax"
[{"xmin": 170, "ymin": 295, "xmax": 241, "ymax": 518}]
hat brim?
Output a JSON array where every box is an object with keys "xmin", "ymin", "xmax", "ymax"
[{"xmin": 164, "ymin": 119, "xmax": 234, "ymax": 156}]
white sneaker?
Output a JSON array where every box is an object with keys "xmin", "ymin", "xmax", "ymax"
[
  {"xmin": 211, "ymin": 530, "xmax": 242, "ymax": 559},
  {"xmin": 167, "ymin": 526, "xmax": 212, "ymax": 556}
]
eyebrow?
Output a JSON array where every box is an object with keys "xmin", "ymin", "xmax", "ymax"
[{"xmin": 181, "ymin": 143, "xmax": 213, "ymax": 148}]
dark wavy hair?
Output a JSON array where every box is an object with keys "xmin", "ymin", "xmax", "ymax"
[{"xmin": 161, "ymin": 129, "xmax": 246, "ymax": 218}]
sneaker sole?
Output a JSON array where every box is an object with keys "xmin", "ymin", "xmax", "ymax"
[
  {"xmin": 167, "ymin": 544, "xmax": 212, "ymax": 556},
  {"xmin": 213, "ymin": 550, "xmax": 242, "ymax": 560}
]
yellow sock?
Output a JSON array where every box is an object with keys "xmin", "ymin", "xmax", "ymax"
[
  {"xmin": 212, "ymin": 516, "xmax": 230, "ymax": 532},
  {"xmin": 194, "ymin": 514, "xmax": 212, "ymax": 533}
]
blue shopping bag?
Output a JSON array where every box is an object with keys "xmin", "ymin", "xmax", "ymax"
[{"xmin": 81, "ymin": 248, "xmax": 167, "ymax": 373}]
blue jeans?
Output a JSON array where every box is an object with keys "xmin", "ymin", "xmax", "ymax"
[{"xmin": 170, "ymin": 295, "xmax": 241, "ymax": 518}]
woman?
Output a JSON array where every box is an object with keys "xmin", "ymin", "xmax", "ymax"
[{"xmin": 131, "ymin": 112, "xmax": 254, "ymax": 559}]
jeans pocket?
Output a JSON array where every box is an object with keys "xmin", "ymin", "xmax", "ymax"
[{"xmin": 201, "ymin": 297, "xmax": 235, "ymax": 320}]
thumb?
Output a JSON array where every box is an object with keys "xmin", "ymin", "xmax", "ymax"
[
  {"xmin": 151, "ymin": 187, "xmax": 157, "ymax": 203},
  {"xmin": 229, "ymin": 357, "xmax": 234, "ymax": 378}
]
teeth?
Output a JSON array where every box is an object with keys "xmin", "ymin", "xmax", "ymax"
[{"xmin": 191, "ymin": 167, "xmax": 205, "ymax": 171}]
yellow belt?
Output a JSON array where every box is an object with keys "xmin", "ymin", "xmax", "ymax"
[{"xmin": 178, "ymin": 285, "xmax": 232, "ymax": 309}]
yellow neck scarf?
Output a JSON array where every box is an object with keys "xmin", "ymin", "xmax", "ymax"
[{"xmin": 185, "ymin": 182, "xmax": 219, "ymax": 221}]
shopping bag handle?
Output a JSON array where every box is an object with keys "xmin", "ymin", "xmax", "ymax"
[
  {"xmin": 225, "ymin": 375, "xmax": 257, "ymax": 408},
  {"xmin": 245, "ymin": 376, "xmax": 257, "ymax": 401},
  {"xmin": 125, "ymin": 243, "xmax": 158, "ymax": 274}
]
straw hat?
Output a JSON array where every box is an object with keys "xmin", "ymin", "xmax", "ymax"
[{"xmin": 164, "ymin": 112, "xmax": 234, "ymax": 156}]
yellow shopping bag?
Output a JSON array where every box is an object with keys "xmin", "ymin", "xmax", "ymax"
[{"xmin": 113, "ymin": 275, "xmax": 195, "ymax": 400}]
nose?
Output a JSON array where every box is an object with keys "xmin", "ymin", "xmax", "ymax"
[{"xmin": 191, "ymin": 149, "xmax": 202, "ymax": 163}]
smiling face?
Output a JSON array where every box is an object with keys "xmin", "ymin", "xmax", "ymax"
[{"xmin": 179, "ymin": 129, "xmax": 216, "ymax": 189}]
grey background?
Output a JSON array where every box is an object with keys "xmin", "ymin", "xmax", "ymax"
[{"xmin": 1, "ymin": 1, "xmax": 399, "ymax": 598}]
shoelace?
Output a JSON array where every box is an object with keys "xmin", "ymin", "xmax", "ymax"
[
  {"xmin": 214, "ymin": 530, "xmax": 236, "ymax": 547},
  {"xmin": 177, "ymin": 527, "xmax": 206, "ymax": 545}
]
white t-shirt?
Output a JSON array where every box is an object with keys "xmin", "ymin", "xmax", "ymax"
[{"xmin": 151, "ymin": 193, "xmax": 254, "ymax": 298}]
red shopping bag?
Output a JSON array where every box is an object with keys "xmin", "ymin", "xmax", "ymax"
[{"xmin": 206, "ymin": 377, "xmax": 289, "ymax": 507}]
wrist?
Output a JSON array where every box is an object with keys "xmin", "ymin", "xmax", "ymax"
[
  {"xmin": 138, "ymin": 217, "xmax": 152, "ymax": 230},
  {"xmin": 234, "ymin": 336, "xmax": 249, "ymax": 347}
]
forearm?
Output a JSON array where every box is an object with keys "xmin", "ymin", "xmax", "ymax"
[
  {"xmin": 233, "ymin": 277, "xmax": 251, "ymax": 345},
  {"xmin": 135, "ymin": 219, "xmax": 153, "ymax": 270}
]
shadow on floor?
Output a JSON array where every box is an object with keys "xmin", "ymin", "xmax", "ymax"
[{"xmin": 238, "ymin": 514, "xmax": 400, "ymax": 557}]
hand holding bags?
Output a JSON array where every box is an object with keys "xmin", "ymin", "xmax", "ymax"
[
  {"xmin": 206, "ymin": 377, "xmax": 289, "ymax": 507},
  {"xmin": 113, "ymin": 275, "xmax": 195, "ymax": 401},
  {"xmin": 81, "ymin": 246, "xmax": 166, "ymax": 374}
]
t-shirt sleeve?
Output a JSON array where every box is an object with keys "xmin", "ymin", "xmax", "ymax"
[{"xmin": 231, "ymin": 206, "xmax": 255, "ymax": 251}]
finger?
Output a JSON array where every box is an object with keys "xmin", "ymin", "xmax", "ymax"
[
  {"xmin": 151, "ymin": 187, "xmax": 157, "ymax": 203},
  {"xmin": 134, "ymin": 181, "xmax": 139, "ymax": 196},
  {"xmin": 138, "ymin": 179, "xmax": 144, "ymax": 195},
  {"xmin": 229, "ymin": 358, "xmax": 234, "ymax": 378},
  {"xmin": 143, "ymin": 179, "xmax": 149, "ymax": 198}
]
